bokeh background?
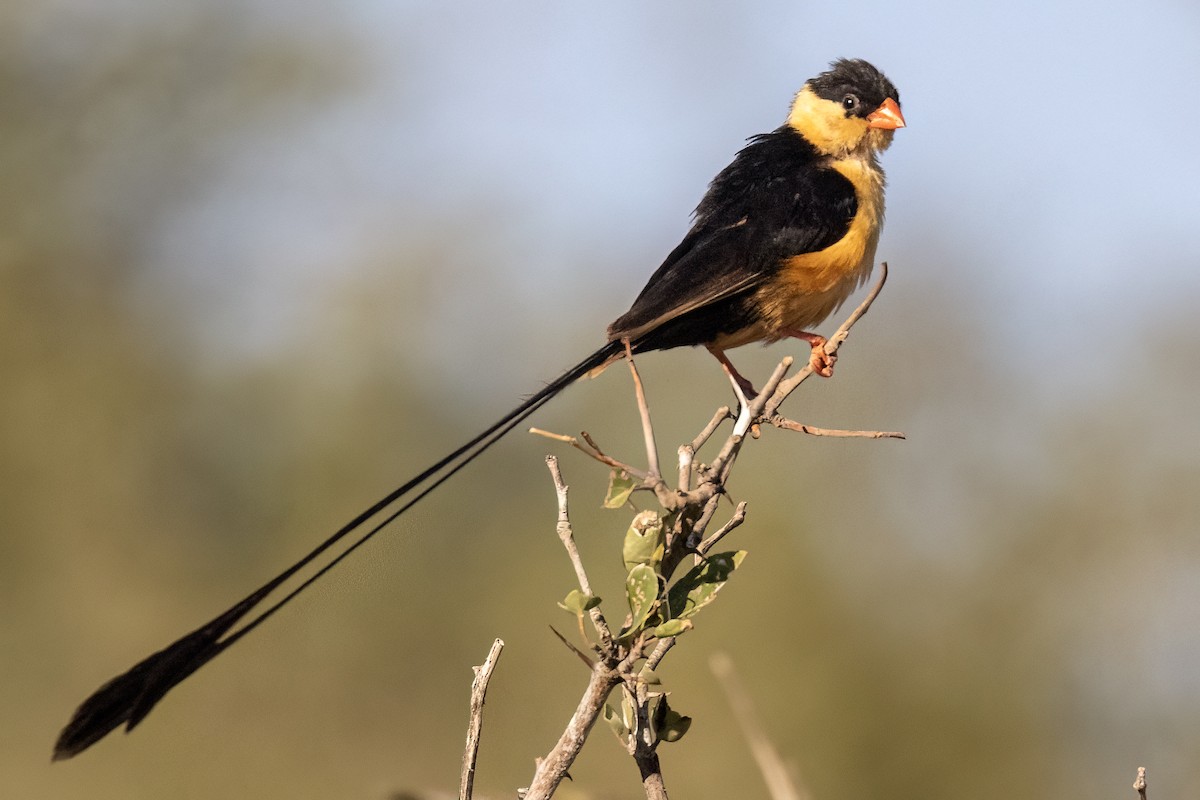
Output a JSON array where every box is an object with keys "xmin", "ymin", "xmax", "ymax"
[{"xmin": 6, "ymin": 1, "xmax": 1200, "ymax": 798}]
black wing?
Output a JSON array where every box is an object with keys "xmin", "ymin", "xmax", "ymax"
[{"xmin": 608, "ymin": 127, "xmax": 857, "ymax": 346}]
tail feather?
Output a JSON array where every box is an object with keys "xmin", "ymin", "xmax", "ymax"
[{"xmin": 53, "ymin": 340, "xmax": 623, "ymax": 761}]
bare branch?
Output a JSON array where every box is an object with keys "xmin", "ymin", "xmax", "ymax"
[
  {"xmin": 687, "ymin": 493, "xmax": 726, "ymax": 553},
  {"xmin": 644, "ymin": 637, "xmax": 676, "ymax": 672},
  {"xmin": 546, "ymin": 456, "xmax": 614, "ymax": 649},
  {"xmin": 623, "ymin": 340, "xmax": 662, "ymax": 479},
  {"xmin": 697, "ymin": 501, "xmax": 748, "ymax": 556},
  {"xmin": 705, "ymin": 357, "xmax": 793, "ymax": 485},
  {"xmin": 522, "ymin": 664, "xmax": 623, "ymax": 800},
  {"xmin": 459, "ymin": 638, "xmax": 505, "ymax": 800},
  {"xmin": 770, "ymin": 418, "xmax": 906, "ymax": 439},
  {"xmin": 690, "ymin": 406, "xmax": 732, "ymax": 454},
  {"xmin": 549, "ymin": 625, "xmax": 595, "ymax": 668},
  {"xmin": 636, "ymin": 751, "xmax": 669, "ymax": 800},
  {"xmin": 530, "ymin": 428, "xmax": 649, "ymax": 480}
]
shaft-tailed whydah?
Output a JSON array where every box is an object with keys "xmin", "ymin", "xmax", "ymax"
[{"xmin": 54, "ymin": 57, "xmax": 904, "ymax": 760}]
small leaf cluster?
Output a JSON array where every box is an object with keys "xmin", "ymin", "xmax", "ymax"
[{"xmin": 561, "ymin": 469, "xmax": 747, "ymax": 748}]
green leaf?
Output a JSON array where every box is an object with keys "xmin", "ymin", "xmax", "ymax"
[
  {"xmin": 658, "ymin": 709, "xmax": 692, "ymax": 743},
  {"xmin": 623, "ymin": 510, "xmax": 665, "ymax": 571},
  {"xmin": 666, "ymin": 551, "xmax": 747, "ymax": 621},
  {"xmin": 558, "ymin": 589, "xmax": 601, "ymax": 616},
  {"xmin": 651, "ymin": 618, "xmax": 693, "ymax": 639},
  {"xmin": 650, "ymin": 695, "xmax": 692, "ymax": 744},
  {"xmin": 623, "ymin": 563, "xmax": 660, "ymax": 638},
  {"xmin": 604, "ymin": 703, "xmax": 630, "ymax": 742},
  {"xmin": 603, "ymin": 469, "xmax": 637, "ymax": 509}
]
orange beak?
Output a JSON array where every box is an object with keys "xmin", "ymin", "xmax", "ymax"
[{"xmin": 866, "ymin": 97, "xmax": 905, "ymax": 130}]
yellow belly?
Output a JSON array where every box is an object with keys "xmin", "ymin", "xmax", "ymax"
[{"xmin": 747, "ymin": 154, "xmax": 885, "ymax": 342}]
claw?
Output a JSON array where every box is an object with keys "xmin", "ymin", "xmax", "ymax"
[{"xmin": 786, "ymin": 330, "xmax": 835, "ymax": 378}]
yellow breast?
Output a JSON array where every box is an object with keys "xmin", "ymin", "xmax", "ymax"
[{"xmin": 756, "ymin": 153, "xmax": 886, "ymax": 338}]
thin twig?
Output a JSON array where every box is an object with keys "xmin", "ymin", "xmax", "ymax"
[
  {"xmin": 690, "ymin": 406, "xmax": 732, "ymax": 453},
  {"xmin": 644, "ymin": 637, "xmax": 676, "ymax": 671},
  {"xmin": 549, "ymin": 625, "xmax": 595, "ymax": 668},
  {"xmin": 770, "ymin": 418, "xmax": 906, "ymax": 439},
  {"xmin": 704, "ymin": 358, "xmax": 792, "ymax": 486},
  {"xmin": 460, "ymin": 638, "xmax": 505, "ymax": 800},
  {"xmin": 711, "ymin": 652, "xmax": 810, "ymax": 800},
  {"xmin": 687, "ymin": 493, "xmax": 726, "ymax": 553},
  {"xmin": 546, "ymin": 456, "xmax": 614, "ymax": 649},
  {"xmin": 530, "ymin": 428, "xmax": 649, "ymax": 480},
  {"xmin": 623, "ymin": 340, "xmax": 661, "ymax": 479},
  {"xmin": 697, "ymin": 501, "xmax": 748, "ymax": 556}
]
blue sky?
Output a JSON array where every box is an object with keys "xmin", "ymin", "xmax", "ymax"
[{"xmin": 146, "ymin": 0, "xmax": 1200, "ymax": 399}]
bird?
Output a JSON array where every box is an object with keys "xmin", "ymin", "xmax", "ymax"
[{"xmin": 53, "ymin": 57, "xmax": 904, "ymax": 760}]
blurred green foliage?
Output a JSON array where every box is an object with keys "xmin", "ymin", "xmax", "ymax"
[{"xmin": 5, "ymin": 4, "xmax": 1200, "ymax": 800}]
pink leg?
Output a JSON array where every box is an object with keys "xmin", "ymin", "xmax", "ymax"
[
  {"xmin": 705, "ymin": 344, "xmax": 758, "ymax": 398},
  {"xmin": 785, "ymin": 330, "xmax": 835, "ymax": 377}
]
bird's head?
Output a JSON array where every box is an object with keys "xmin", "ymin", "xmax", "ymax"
[{"xmin": 787, "ymin": 58, "xmax": 904, "ymax": 159}]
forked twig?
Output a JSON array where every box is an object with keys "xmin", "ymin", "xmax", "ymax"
[
  {"xmin": 697, "ymin": 501, "xmax": 748, "ymax": 556},
  {"xmin": 530, "ymin": 428, "xmax": 648, "ymax": 479}
]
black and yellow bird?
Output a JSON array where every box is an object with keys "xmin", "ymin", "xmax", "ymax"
[{"xmin": 54, "ymin": 57, "xmax": 904, "ymax": 760}]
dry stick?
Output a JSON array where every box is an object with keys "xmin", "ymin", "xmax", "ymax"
[
  {"xmin": 460, "ymin": 638, "xmax": 505, "ymax": 800},
  {"xmin": 523, "ymin": 458, "xmax": 629, "ymax": 799},
  {"xmin": 529, "ymin": 428, "xmax": 649, "ymax": 481},
  {"xmin": 1133, "ymin": 767, "xmax": 1147, "ymax": 800},
  {"xmin": 546, "ymin": 455, "xmax": 614, "ymax": 650},
  {"xmin": 690, "ymin": 406, "xmax": 733, "ymax": 454},
  {"xmin": 705, "ymin": 357, "xmax": 793, "ymax": 487},
  {"xmin": 710, "ymin": 652, "xmax": 811, "ymax": 800},
  {"xmin": 522, "ymin": 663, "xmax": 623, "ymax": 800},
  {"xmin": 623, "ymin": 340, "xmax": 661, "ymax": 480},
  {"xmin": 772, "ymin": 419, "xmax": 906, "ymax": 439},
  {"xmin": 644, "ymin": 637, "xmax": 676, "ymax": 671},
  {"xmin": 697, "ymin": 501, "xmax": 748, "ymax": 556},
  {"xmin": 549, "ymin": 624, "xmax": 595, "ymax": 668}
]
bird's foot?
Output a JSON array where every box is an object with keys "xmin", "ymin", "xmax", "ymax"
[{"xmin": 787, "ymin": 331, "xmax": 835, "ymax": 377}]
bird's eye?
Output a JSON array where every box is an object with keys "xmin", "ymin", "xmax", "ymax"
[{"xmin": 842, "ymin": 94, "xmax": 859, "ymax": 111}]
